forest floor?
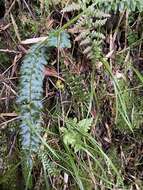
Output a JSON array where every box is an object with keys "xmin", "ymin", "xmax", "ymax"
[{"xmin": 0, "ymin": 1, "xmax": 143, "ymax": 190}]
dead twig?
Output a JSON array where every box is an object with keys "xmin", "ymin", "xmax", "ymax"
[{"xmin": 0, "ymin": 49, "xmax": 21, "ymax": 54}]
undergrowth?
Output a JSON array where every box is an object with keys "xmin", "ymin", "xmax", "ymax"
[{"xmin": 0, "ymin": 0, "xmax": 143, "ymax": 190}]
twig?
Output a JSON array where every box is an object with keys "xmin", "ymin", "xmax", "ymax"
[{"xmin": 0, "ymin": 49, "xmax": 21, "ymax": 54}]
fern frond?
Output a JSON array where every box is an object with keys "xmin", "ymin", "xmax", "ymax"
[
  {"xmin": 62, "ymin": 2, "xmax": 81, "ymax": 12},
  {"xmin": 93, "ymin": 0, "xmax": 143, "ymax": 12},
  {"xmin": 18, "ymin": 31, "xmax": 71, "ymax": 187},
  {"xmin": 39, "ymin": 151, "xmax": 59, "ymax": 176},
  {"xmin": 61, "ymin": 64, "xmax": 90, "ymax": 103},
  {"xmin": 83, "ymin": 46, "xmax": 92, "ymax": 54},
  {"xmin": 18, "ymin": 45, "xmax": 46, "ymax": 152},
  {"xmin": 61, "ymin": 117, "xmax": 93, "ymax": 152},
  {"xmin": 63, "ymin": 1, "xmax": 109, "ymax": 60},
  {"xmin": 18, "ymin": 31, "xmax": 71, "ymax": 151},
  {"xmin": 17, "ymin": 45, "xmax": 46, "ymax": 188}
]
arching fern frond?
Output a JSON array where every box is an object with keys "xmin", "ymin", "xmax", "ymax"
[
  {"xmin": 62, "ymin": 3, "xmax": 110, "ymax": 59},
  {"xmin": 18, "ymin": 31, "xmax": 71, "ymax": 188},
  {"xmin": 63, "ymin": 0, "xmax": 143, "ymax": 60},
  {"xmin": 18, "ymin": 45, "xmax": 46, "ymax": 152}
]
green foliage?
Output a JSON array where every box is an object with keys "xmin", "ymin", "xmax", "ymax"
[
  {"xmin": 47, "ymin": 31, "xmax": 71, "ymax": 48},
  {"xmin": 127, "ymin": 31, "xmax": 139, "ymax": 46},
  {"xmin": 20, "ymin": 17, "xmax": 39, "ymax": 38},
  {"xmin": 18, "ymin": 45, "xmax": 46, "ymax": 152},
  {"xmin": 115, "ymin": 75, "xmax": 134, "ymax": 130},
  {"xmin": 18, "ymin": 31, "xmax": 71, "ymax": 188},
  {"xmin": 2, "ymin": 0, "xmax": 143, "ymax": 189},
  {"xmin": 39, "ymin": 151, "xmax": 60, "ymax": 176},
  {"xmin": 61, "ymin": 118, "xmax": 93, "ymax": 152},
  {"xmin": 91, "ymin": 0, "xmax": 143, "ymax": 12},
  {"xmin": 63, "ymin": 0, "xmax": 143, "ymax": 60},
  {"xmin": 61, "ymin": 64, "xmax": 90, "ymax": 104},
  {"xmin": 72, "ymin": 0, "xmax": 143, "ymax": 13},
  {"xmin": 63, "ymin": 3, "xmax": 110, "ymax": 59},
  {"xmin": 131, "ymin": 68, "xmax": 143, "ymax": 128},
  {"xmin": 18, "ymin": 43, "xmax": 47, "ymax": 189}
]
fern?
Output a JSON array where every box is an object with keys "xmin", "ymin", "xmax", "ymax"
[
  {"xmin": 61, "ymin": 63, "xmax": 90, "ymax": 103},
  {"xmin": 63, "ymin": 3, "xmax": 110, "ymax": 59},
  {"xmin": 18, "ymin": 31, "xmax": 71, "ymax": 187},
  {"xmin": 17, "ymin": 45, "xmax": 47, "ymax": 188},
  {"xmin": 18, "ymin": 45, "xmax": 46, "ymax": 151},
  {"xmin": 39, "ymin": 151, "xmax": 59, "ymax": 176},
  {"xmin": 63, "ymin": 0, "xmax": 143, "ymax": 59},
  {"xmin": 92, "ymin": 0, "xmax": 143, "ymax": 12},
  {"xmin": 60, "ymin": 118, "xmax": 93, "ymax": 152}
]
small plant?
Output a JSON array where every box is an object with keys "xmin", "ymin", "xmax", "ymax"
[{"xmin": 61, "ymin": 117, "xmax": 93, "ymax": 152}]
